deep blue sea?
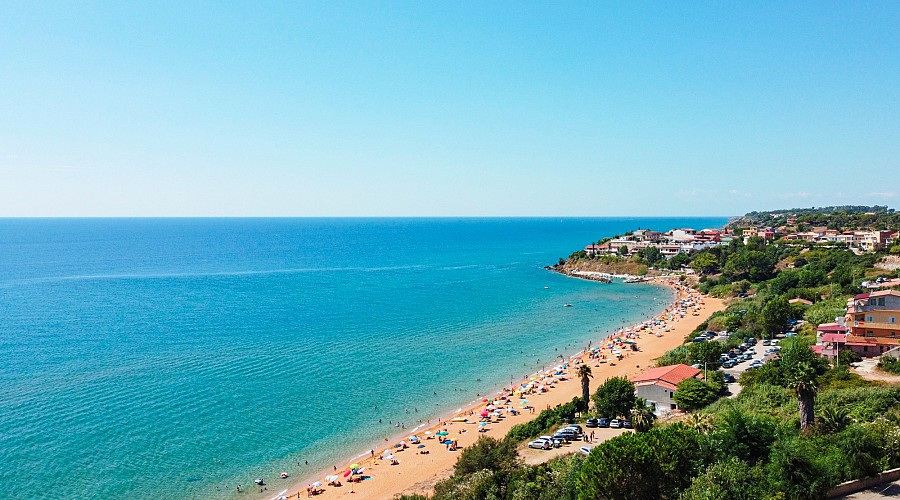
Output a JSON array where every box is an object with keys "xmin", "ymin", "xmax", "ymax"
[{"xmin": 0, "ymin": 217, "xmax": 727, "ymax": 499}]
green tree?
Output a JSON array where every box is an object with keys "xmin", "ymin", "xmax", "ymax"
[
  {"xmin": 688, "ymin": 341, "xmax": 725, "ymax": 366},
  {"xmin": 592, "ymin": 376, "xmax": 636, "ymax": 418},
  {"xmin": 680, "ymin": 457, "xmax": 768, "ymax": 500},
  {"xmin": 630, "ymin": 399, "xmax": 656, "ymax": 433},
  {"xmin": 618, "ymin": 245, "xmax": 629, "ymax": 256},
  {"xmin": 642, "ymin": 246, "xmax": 663, "ymax": 265},
  {"xmin": 691, "ymin": 252, "xmax": 720, "ymax": 275},
  {"xmin": 453, "ymin": 436, "xmax": 519, "ymax": 476},
  {"xmin": 673, "ymin": 378, "xmax": 718, "ymax": 411},
  {"xmin": 578, "ymin": 432, "xmax": 659, "ymax": 500},
  {"xmin": 713, "ymin": 409, "xmax": 777, "ymax": 465},
  {"xmin": 761, "ymin": 295, "xmax": 791, "ymax": 337},
  {"xmin": 577, "ymin": 424, "xmax": 702, "ymax": 500},
  {"xmin": 576, "ymin": 364, "xmax": 592, "ymax": 411},
  {"xmin": 780, "ymin": 337, "xmax": 824, "ymax": 433}
]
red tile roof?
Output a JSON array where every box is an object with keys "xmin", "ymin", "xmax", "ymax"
[
  {"xmin": 821, "ymin": 333, "xmax": 847, "ymax": 343},
  {"xmin": 631, "ymin": 364, "xmax": 702, "ymax": 386},
  {"xmin": 817, "ymin": 323, "xmax": 847, "ymax": 334}
]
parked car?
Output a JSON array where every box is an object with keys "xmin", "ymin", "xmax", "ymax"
[
  {"xmin": 623, "ymin": 419, "xmax": 633, "ymax": 429},
  {"xmin": 539, "ymin": 435, "xmax": 563, "ymax": 448},
  {"xmin": 723, "ymin": 360, "xmax": 736, "ymax": 369},
  {"xmin": 692, "ymin": 336, "xmax": 706, "ymax": 343},
  {"xmin": 609, "ymin": 419, "xmax": 622, "ymax": 429},
  {"xmin": 564, "ymin": 424, "xmax": 584, "ymax": 435},
  {"xmin": 585, "ymin": 418, "xmax": 599, "ymax": 428},
  {"xmin": 578, "ymin": 446, "xmax": 592, "ymax": 456},
  {"xmin": 762, "ymin": 339, "xmax": 771, "ymax": 346},
  {"xmin": 528, "ymin": 439, "xmax": 551, "ymax": 450},
  {"xmin": 723, "ymin": 373, "xmax": 736, "ymax": 383},
  {"xmin": 597, "ymin": 418, "xmax": 610, "ymax": 428}
]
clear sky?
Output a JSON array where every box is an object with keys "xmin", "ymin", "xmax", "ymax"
[{"xmin": 1, "ymin": 2, "xmax": 898, "ymax": 217}]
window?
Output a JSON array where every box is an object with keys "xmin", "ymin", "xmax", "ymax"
[
  {"xmin": 878, "ymin": 298, "xmax": 886, "ymax": 306},
  {"xmin": 891, "ymin": 317, "xmax": 896, "ymax": 324},
  {"xmin": 867, "ymin": 316, "xmax": 874, "ymax": 322},
  {"xmin": 867, "ymin": 331, "xmax": 874, "ymax": 337}
]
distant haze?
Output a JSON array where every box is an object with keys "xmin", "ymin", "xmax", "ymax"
[{"xmin": 0, "ymin": 3, "xmax": 898, "ymax": 216}]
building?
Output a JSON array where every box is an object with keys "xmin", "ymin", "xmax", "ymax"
[
  {"xmin": 816, "ymin": 323, "xmax": 848, "ymax": 360},
  {"xmin": 845, "ymin": 290, "xmax": 900, "ymax": 357},
  {"xmin": 631, "ymin": 364, "xmax": 703, "ymax": 415}
]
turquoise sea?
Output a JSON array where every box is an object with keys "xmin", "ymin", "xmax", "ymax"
[{"xmin": 0, "ymin": 217, "xmax": 727, "ymax": 499}]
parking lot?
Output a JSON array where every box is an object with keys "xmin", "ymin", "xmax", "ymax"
[{"xmin": 519, "ymin": 427, "xmax": 630, "ymax": 465}]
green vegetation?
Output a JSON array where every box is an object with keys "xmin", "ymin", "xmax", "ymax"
[
  {"xmin": 673, "ymin": 377, "xmax": 718, "ymax": 411},
  {"xmin": 591, "ymin": 376, "xmax": 636, "ymax": 418},
  {"xmin": 505, "ymin": 397, "xmax": 581, "ymax": 442},
  {"xmin": 400, "ymin": 208, "xmax": 900, "ymax": 500},
  {"xmin": 879, "ymin": 356, "xmax": 900, "ymax": 375}
]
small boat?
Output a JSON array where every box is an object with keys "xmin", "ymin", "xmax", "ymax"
[
  {"xmin": 280, "ymin": 472, "xmax": 289, "ymax": 479},
  {"xmin": 544, "ymin": 286, "xmax": 549, "ymax": 289},
  {"xmin": 255, "ymin": 478, "xmax": 265, "ymax": 485},
  {"xmin": 564, "ymin": 303, "xmax": 572, "ymax": 307}
]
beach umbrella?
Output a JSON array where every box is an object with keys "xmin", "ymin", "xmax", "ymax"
[
  {"xmin": 479, "ymin": 422, "xmax": 487, "ymax": 427},
  {"xmin": 312, "ymin": 481, "xmax": 323, "ymax": 488},
  {"xmin": 417, "ymin": 444, "xmax": 426, "ymax": 448},
  {"xmin": 436, "ymin": 431, "xmax": 448, "ymax": 436},
  {"xmin": 350, "ymin": 463, "xmax": 360, "ymax": 469},
  {"xmin": 343, "ymin": 470, "xmax": 352, "ymax": 478},
  {"xmin": 326, "ymin": 475, "xmax": 339, "ymax": 482},
  {"xmin": 424, "ymin": 431, "xmax": 432, "ymax": 435},
  {"xmin": 356, "ymin": 467, "xmax": 366, "ymax": 474}
]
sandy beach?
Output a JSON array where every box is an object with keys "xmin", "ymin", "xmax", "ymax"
[{"xmin": 274, "ymin": 280, "xmax": 724, "ymax": 500}]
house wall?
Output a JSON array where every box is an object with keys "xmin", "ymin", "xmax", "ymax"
[{"xmin": 635, "ymin": 384, "xmax": 678, "ymax": 415}]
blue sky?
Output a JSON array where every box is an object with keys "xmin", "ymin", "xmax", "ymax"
[{"xmin": 1, "ymin": 2, "xmax": 898, "ymax": 216}]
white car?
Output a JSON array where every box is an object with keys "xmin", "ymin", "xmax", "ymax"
[
  {"xmin": 578, "ymin": 446, "xmax": 592, "ymax": 456},
  {"xmin": 609, "ymin": 419, "xmax": 622, "ymax": 428},
  {"xmin": 539, "ymin": 435, "xmax": 562, "ymax": 448},
  {"xmin": 528, "ymin": 438, "xmax": 551, "ymax": 450}
]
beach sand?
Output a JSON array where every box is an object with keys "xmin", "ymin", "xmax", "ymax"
[{"xmin": 276, "ymin": 280, "xmax": 724, "ymax": 500}]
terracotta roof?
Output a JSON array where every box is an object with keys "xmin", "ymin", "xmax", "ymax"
[
  {"xmin": 821, "ymin": 333, "xmax": 847, "ymax": 343},
  {"xmin": 817, "ymin": 323, "xmax": 847, "ymax": 334},
  {"xmin": 789, "ymin": 298, "xmax": 813, "ymax": 305},
  {"xmin": 631, "ymin": 364, "xmax": 702, "ymax": 386},
  {"xmin": 870, "ymin": 289, "xmax": 900, "ymax": 298},
  {"xmin": 811, "ymin": 345, "xmax": 824, "ymax": 354}
]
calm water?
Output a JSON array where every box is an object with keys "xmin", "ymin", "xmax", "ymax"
[{"xmin": 0, "ymin": 217, "xmax": 726, "ymax": 499}]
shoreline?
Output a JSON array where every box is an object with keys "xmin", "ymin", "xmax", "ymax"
[{"xmin": 270, "ymin": 278, "xmax": 723, "ymax": 500}]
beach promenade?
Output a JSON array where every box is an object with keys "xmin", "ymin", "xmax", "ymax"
[{"xmin": 278, "ymin": 281, "xmax": 724, "ymax": 500}]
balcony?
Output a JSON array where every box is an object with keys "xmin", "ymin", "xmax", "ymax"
[{"xmin": 852, "ymin": 321, "xmax": 900, "ymax": 331}]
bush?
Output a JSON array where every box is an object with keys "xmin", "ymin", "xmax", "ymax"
[
  {"xmin": 879, "ymin": 356, "xmax": 900, "ymax": 375},
  {"xmin": 506, "ymin": 397, "xmax": 581, "ymax": 442}
]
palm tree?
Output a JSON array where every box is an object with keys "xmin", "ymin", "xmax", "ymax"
[
  {"xmin": 787, "ymin": 361, "xmax": 818, "ymax": 433},
  {"xmin": 630, "ymin": 399, "xmax": 656, "ymax": 433},
  {"xmin": 818, "ymin": 406, "xmax": 850, "ymax": 434},
  {"xmin": 577, "ymin": 364, "xmax": 593, "ymax": 411},
  {"xmin": 686, "ymin": 413, "xmax": 715, "ymax": 434}
]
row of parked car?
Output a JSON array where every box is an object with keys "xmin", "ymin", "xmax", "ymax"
[
  {"xmin": 527, "ymin": 424, "xmax": 585, "ymax": 450},
  {"xmin": 586, "ymin": 417, "xmax": 632, "ymax": 429}
]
